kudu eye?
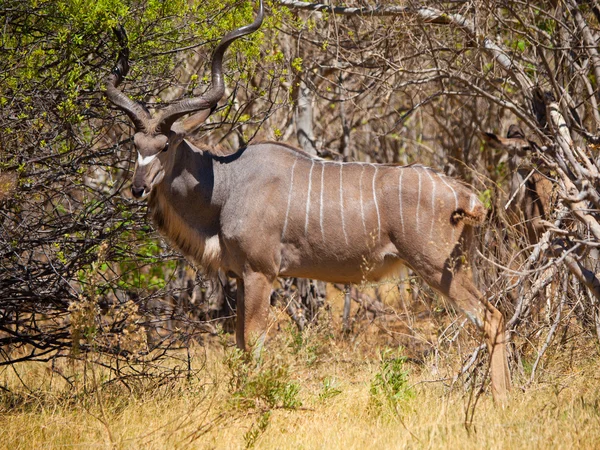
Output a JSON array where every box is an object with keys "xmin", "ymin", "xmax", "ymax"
[{"xmin": 161, "ymin": 142, "xmax": 169, "ymax": 152}]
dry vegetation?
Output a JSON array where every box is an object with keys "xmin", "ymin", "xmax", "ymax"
[
  {"xmin": 2, "ymin": 291, "xmax": 600, "ymax": 449},
  {"xmin": 4, "ymin": 0, "xmax": 600, "ymax": 447}
]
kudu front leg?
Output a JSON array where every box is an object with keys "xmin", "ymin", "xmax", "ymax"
[{"xmin": 235, "ymin": 271, "xmax": 273, "ymax": 357}]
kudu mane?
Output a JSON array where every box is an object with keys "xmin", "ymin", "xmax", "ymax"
[
  {"xmin": 149, "ymin": 191, "xmax": 223, "ymax": 275},
  {"xmin": 186, "ymin": 138, "xmax": 320, "ymax": 160}
]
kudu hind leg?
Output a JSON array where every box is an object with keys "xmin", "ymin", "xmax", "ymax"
[
  {"xmin": 481, "ymin": 297, "xmax": 511, "ymax": 401},
  {"xmin": 235, "ymin": 278, "xmax": 246, "ymax": 350},
  {"xmin": 235, "ymin": 271, "xmax": 273, "ymax": 357},
  {"xmin": 417, "ymin": 262, "xmax": 511, "ymax": 401},
  {"xmin": 450, "ymin": 273, "xmax": 511, "ymax": 401}
]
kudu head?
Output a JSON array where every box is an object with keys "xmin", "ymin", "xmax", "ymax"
[{"xmin": 105, "ymin": 1, "xmax": 264, "ymax": 198}]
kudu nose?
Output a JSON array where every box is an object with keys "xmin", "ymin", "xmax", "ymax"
[{"xmin": 131, "ymin": 186, "xmax": 145, "ymax": 198}]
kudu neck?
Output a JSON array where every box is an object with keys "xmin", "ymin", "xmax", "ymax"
[{"xmin": 150, "ymin": 139, "xmax": 229, "ymax": 221}]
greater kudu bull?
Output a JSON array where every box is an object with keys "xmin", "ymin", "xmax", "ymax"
[{"xmin": 104, "ymin": 0, "xmax": 510, "ymax": 401}]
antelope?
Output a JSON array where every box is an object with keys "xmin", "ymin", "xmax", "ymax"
[
  {"xmin": 483, "ymin": 125, "xmax": 558, "ymax": 317},
  {"xmin": 484, "ymin": 124, "xmax": 554, "ymax": 244},
  {"xmin": 104, "ymin": 0, "xmax": 510, "ymax": 401}
]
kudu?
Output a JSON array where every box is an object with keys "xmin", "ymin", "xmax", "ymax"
[
  {"xmin": 484, "ymin": 124, "xmax": 554, "ymax": 244},
  {"xmin": 104, "ymin": 0, "xmax": 510, "ymax": 401}
]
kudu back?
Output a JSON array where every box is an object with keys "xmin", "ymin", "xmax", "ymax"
[{"xmin": 104, "ymin": 0, "xmax": 510, "ymax": 401}]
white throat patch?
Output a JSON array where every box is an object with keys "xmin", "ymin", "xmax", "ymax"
[{"xmin": 137, "ymin": 153, "xmax": 158, "ymax": 166}]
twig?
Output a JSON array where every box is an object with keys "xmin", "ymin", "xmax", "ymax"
[{"xmin": 526, "ymin": 273, "xmax": 567, "ymax": 386}]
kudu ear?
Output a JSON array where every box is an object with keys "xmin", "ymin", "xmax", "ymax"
[
  {"xmin": 482, "ymin": 131, "xmax": 505, "ymax": 148},
  {"xmin": 171, "ymin": 109, "xmax": 213, "ymax": 135},
  {"xmin": 482, "ymin": 129, "xmax": 534, "ymax": 156}
]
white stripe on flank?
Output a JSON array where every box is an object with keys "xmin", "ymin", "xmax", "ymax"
[
  {"xmin": 470, "ymin": 193, "xmax": 477, "ymax": 211},
  {"xmin": 137, "ymin": 153, "xmax": 157, "ymax": 166},
  {"xmin": 359, "ymin": 165, "xmax": 367, "ymax": 237},
  {"xmin": 372, "ymin": 165, "xmax": 381, "ymax": 241},
  {"xmin": 305, "ymin": 160, "xmax": 315, "ymax": 236},
  {"xmin": 399, "ymin": 170, "xmax": 405, "ymax": 238},
  {"xmin": 416, "ymin": 169, "xmax": 422, "ymax": 231},
  {"xmin": 319, "ymin": 162, "xmax": 325, "ymax": 242},
  {"xmin": 282, "ymin": 157, "xmax": 298, "ymax": 238},
  {"xmin": 424, "ymin": 170, "xmax": 436, "ymax": 241},
  {"xmin": 339, "ymin": 164, "xmax": 349, "ymax": 245},
  {"xmin": 438, "ymin": 173, "xmax": 458, "ymax": 243}
]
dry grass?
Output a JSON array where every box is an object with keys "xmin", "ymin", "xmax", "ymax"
[
  {"xmin": 2, "ymin": 336, "xmax": 600, "ymax": 449},
  {"xmin": 2, "ymin": 292, "xmax": 600, "ymax": 449}
]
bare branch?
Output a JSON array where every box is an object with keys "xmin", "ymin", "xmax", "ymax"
[{"xmin": 277, "ymin": 0, "xmax": 534, "ymax": 92}]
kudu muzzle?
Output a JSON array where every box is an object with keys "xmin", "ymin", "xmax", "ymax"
[
  {"xmin": 131, "ymin": 153, "xmax": 164, "ymax": 198},
  {"xmin": 130, "ymin": 133, "xmax": 168, "ymax": 198},
  {"xmin": 131, "ymin": 180, "xmax": 146, "ymax": 198}
]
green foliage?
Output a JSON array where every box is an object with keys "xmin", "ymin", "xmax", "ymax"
[
  {"xmin": 113, "ymin": 232, "xmax": 177, "ymax": 292},
  {"xmin": 232, "ymin": 365, "xmax": 302, "ymax": 410},
  {"xmin": 536, "ymin": 15, "xmax": 556, "ymax": 35},
  {"xmin": 285, "ymin": 324, "xmax": 323, "ymax": 367},
  {"xmin": 2, "ymin": 0, "xmax": 263, "ymax": 117},
  {"xmin": 244, "ymin": 411, "xmax": 271, "ymax": 449},
  {"xmin": 225, "ymin": 347, "xmax": 252, "ymax": 392},
  {"xmin": 286, "ymin": 323, "xmax": 305, "ymax": 354},
  {"xmin": 291, "ymin": 57, "xmax": 303, "ymax": 72},
  {"xmin": 1, "ymin": 0, "xmax": 271, "ymax": 364},
  {"xmin": 319, "ymin": 376, "xmax": 342, "ymax": 401},
  {"xmin": 479, "ymin": 189, "xmax": 493, "ymax": 210},
  {"xmin": 369, "ymin": 348, "xmax": 414, "ymax": 416},
  {"xmin": 513, "ymin": 39, "xmax": 528, "ymax": 53},
  {"xmin": 225, "ymin": 348, "xmax": 302, "ymax": 411}
]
